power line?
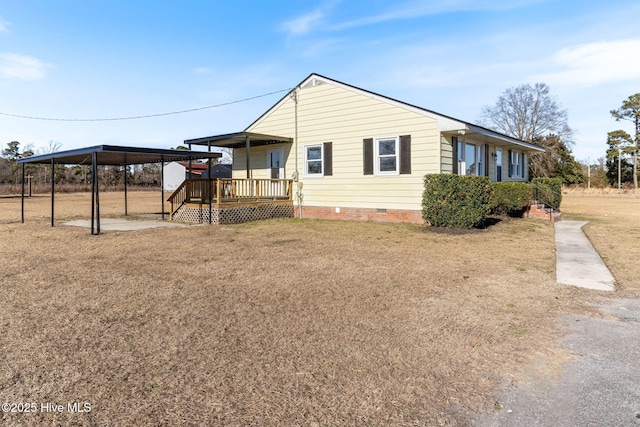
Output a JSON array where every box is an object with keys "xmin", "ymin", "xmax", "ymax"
[{"xmin": 0, "ymin": 88, "xmax": 292, "ymax": 122}]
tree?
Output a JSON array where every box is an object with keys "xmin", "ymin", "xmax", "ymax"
[
  {"xmin": 552, "ymin": 137, "xmax": 586, "ymax": 184},
  {"xmin": 610, "ymin": 93, "xmax": 640, "ymax": 188},
  {"xmin": 528, "ymin": 134, "xmax": 585, "ymax": 183},
  {"xmin": 480, "ymin": 83, "xmax": 577, "ymax": 182},
  {"xmin": 2, "ymin": 141, "xmax": 22, "ymax": 161},
  {"xmin": 1, "ymin": 141, "xmax": 35, "ymax": 184},
  {"xmin": 605, "ymin": 130, "xmax": 634, "ymax": 187}
]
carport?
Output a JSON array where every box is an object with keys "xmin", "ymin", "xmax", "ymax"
[{"xmin": 17, "ymin": 145, "xmax": 221, "ymax": 235}]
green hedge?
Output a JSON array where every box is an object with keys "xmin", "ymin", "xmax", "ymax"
[
  {"xmin": 531, "ymin": 177, "xmax": 562, "ymax": 209},
  {"xmin": 422, "ymin": 174, "xmax": 492, "ymax": 228},
  {"xmin": 489, "ymin": 182, "xmax": 533, "ymax": 216}
]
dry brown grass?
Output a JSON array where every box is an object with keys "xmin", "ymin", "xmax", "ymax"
[
  {"xmin": 561, "ymin": 189, "xmax": 640, "ymax": 292},
  {"xmin": 0, "ymin": 193, "xmax": 601, "ymax": 425}
]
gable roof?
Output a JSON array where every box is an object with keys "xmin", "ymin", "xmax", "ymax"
[{"xmin": 246, "ymin": 73, "xmax": 543, "ymax": 152}]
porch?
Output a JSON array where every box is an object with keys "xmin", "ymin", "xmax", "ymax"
[{"xmin": 167, "ymin": 178, "xmax": 294, "ymax": 224}]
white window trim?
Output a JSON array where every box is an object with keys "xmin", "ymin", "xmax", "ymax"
[
  {"xmin": 476, "ymin": 144, "xmax": 484, "ymax": 177},
  {"xmin": 374, "ymin": 136, "xmax": 399, "ymax": 176},
  {"xmin": 511, "ymin": 150, "xmax": 524, "ymax": 179},
  {"xmin": 457, "ymin": 140, "xmax": 465, "ymax": 176},
  {"xmin": 459, "ymin": 141, "xmax": 487, "ymax": 176},
  {"xmin": 303, "ymin": 143, "xmax": 324, "ymax": 177}
]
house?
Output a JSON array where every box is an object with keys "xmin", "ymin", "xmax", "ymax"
[
  {"xmin": 163, "ymin": 161, "xmax": 210, "ymax": 191},
  {"xmin": 181, "ymin": 73, "xmax": 544, "ymax": 224}
]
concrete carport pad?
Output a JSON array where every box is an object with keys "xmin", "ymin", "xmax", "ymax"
[{"xmin": 64, "ymin": 218, "xmax": 187, "ymax": 231}]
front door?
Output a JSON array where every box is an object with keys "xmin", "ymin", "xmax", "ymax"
[
  {"xmin": 496, "ymin": 149, "xmax": 503, "ymax": 182},
  {"xmin": 267, "ymin": 147, "xmax": 284, "ymax": 179}
]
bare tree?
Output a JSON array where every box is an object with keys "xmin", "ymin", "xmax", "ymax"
[
  {"xmin": 36, "ymin": 140, "xmax": 62, "ymax": 155},
  {"xmin": 481, "ymin": 83, "xmax": 576, "ymax": 180},
  {"xmin": 481, "ymin": 83, "xmax": 573, "ymax": 142}
]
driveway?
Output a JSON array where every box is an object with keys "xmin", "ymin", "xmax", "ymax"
[{"xmin": 475, "ymin": 297, "xmax": 640, "ymax": 426}]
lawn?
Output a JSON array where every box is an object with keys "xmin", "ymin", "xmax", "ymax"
[
  {"xmin": 0, "ymin": 191, "xmax": 622, "ymax": 425},
  {"xmin": 561, "ymin": 189, "xmax": 640, "ymax": 293}
]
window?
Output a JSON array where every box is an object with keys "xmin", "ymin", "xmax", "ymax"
[
  {"xmin": 364, "ymin": 136, "xmax": 410, "ymax": 175},
  {"xmin": 457, "ymin": 142, "xmax": 484, "ymax": 176},
  {"xmin": 465, "ymin": 143, "xmax": 476, "ymax": 175},
  {"xmin": 375, "ymin": 136, "xmax": 399, "ymax": 175},
  {"xmin": 304, "ymin": 144, "xmax": 323, "ymax": 176},
  {"xmin": 510, "ymin": 150, "xmax": 525, "ymax": 178}
]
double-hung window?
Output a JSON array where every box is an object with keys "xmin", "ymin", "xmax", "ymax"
[
  {"xmin": 375, "ymin": 136, "xmax": 399, "ymax": 175},
  {"xmin": 510, "ymin": 151, "xmax": 524, "ymax": 178},
  {"xmin": 304, "ymin": 144, "xmax": 323, "ymax": 177}
]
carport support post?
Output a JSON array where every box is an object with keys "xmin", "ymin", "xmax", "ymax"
[
  {"xmin": 91, "ymin": 157, "xmax": 95, "ymax": 235},
  {"xmin": 123, "ymin": 165, "xmax": 128, "ymax": 216},
  {"xmin": 94, "ymin": 152, "xmax": 100, "ymax": 235},
  {"xmin": 21, "ymin": 163, "xmax": 25, "ymax": 223},
  {"xmin": 50, "ymin": 159, "xmax": 55, "ymax": 227},
  {"xmin": 161, "ymin": 156, "xmax": 165, "ymax": 220}
]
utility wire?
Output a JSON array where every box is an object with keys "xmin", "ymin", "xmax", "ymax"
[{"xmin": 0, "ymin": 88, "xmax": 292, "ymax": 122}]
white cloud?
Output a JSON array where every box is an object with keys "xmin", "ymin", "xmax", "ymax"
[
  {"xmin": 537, "ymin": 39, "xmax": 640, "ymax": 86},
  {"xmin": 330, "ymin": 0, "xmax": 543, "ymax": 31},
  {"xmin": 193, "ymin": 67, "xmax": 212, "ymax": 75},
  {"xmin": 279, "ymin": 0, "xmax": 342, "ymax": 36},
  {"xmin": 0, "ymin": 53, "xmax": 51, "ymax": 80},
  {"xmin": 280, "ymin": 9, "xmax": 325, "ymax": 35}
]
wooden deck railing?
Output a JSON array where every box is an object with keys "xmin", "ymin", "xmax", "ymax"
[{"xmin": 168, "ymin": 178, "xmax": 294, "ymax": 219}]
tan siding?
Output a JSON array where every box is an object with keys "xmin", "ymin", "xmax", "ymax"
[
  {"xmin": 440, "ymin": 135, "xmax": 453, "ymax": 174},
  {"xmin": 245, "ymin": 82, "xmax": 441, "ymax": 211},
  {"xmin": 487, "ymin": 144, "xmax": 496, "ymax": 182}
]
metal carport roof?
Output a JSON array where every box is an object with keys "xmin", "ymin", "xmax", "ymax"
[
  {"xmin": 17, "ymin": 145, "xmax": 222, "ymax": 235},
  {"xmin": 17, "ymin": 144, "xmax": 222, "ymax": 165}
]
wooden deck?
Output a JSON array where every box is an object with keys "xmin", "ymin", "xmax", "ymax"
[{"xmin": 167, "ymin": 178, "xmax": 294, "ymax": 223}]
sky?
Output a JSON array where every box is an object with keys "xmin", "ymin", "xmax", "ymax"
[{"xmin": 0, "ymin": 0, "xmax": 639, "ymax": 162}]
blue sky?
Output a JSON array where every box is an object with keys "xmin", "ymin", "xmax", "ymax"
[{"xmin": 1, "ymin": 0, "xmax": 639, "ymax": 162}]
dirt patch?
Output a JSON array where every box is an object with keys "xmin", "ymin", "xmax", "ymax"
[{"xmin": 0, "ymin": 192, "xmax": 598, "ymax": 425}]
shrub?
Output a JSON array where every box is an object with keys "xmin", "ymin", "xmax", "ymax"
[
  {"xmin": 422, "ymin": 174, "xmax": 492, "ymax": 228},
  {"xmin": 531, "ymin": 177, "xmax": 562, "ymax": 209},
  {"xmin": 489, "ymin": 182, "xmax": 533, "ymax": 216}
]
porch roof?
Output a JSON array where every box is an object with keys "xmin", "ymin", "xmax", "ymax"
[{"xmin": 184, "ymin": 131, "xmax": 292, "ymax": 149}]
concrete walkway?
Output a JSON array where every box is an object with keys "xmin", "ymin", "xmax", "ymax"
[{"xmin": 555, "ymin": 220, "xmax": 616, "ymax": 292}]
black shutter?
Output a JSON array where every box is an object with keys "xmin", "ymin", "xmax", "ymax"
[
  {"xmin": 508, "ymin": 149, "xmax": 512, "ymax": 177},
  {"xmin": 363, "ymin": 138, "xmax": 373, "ymax": 175},
  {"xmin": 452, "ymin": 136, "xmax": 458, "ymax": 174},
  {"xmin": 323, "ymin": 142, "xmax": 333, "ymax": 176},
  {"xmin": 522, "ymin": 153, "xmax": 527, "ymax": 180},
  {"xmin": 400, "ymin": 135, "xmax": 411, "ymax": 174},
  {"xmin": 485, "ymin": 144, "xmax": 490, "ymax": 177}
]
